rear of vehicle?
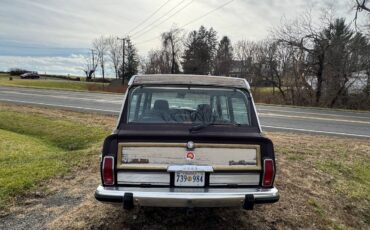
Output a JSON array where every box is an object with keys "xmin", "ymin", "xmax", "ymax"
[{"xmin": 95, "ymin": 75, "xmax": 279, "ymax": 210}]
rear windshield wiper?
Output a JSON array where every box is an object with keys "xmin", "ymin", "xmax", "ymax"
[{"xmin": 189, "ymin": 122, "xmax": 241, "ymax": 132}]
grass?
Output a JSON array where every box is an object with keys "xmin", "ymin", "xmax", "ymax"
[
  {"xmin": 0, "ymin": 130, "xmax": 66, "ymax": 205},
  {"xmin": 271, "ymin": 133, "xmax": 370, "ymax": 229},
  {"xmin": 0, "ymin": 105, "xmax": 110, "ymax": 208},
  {"xmin": 318, "ymin": 160, "xmax": 370, "ymax": 201},
  {"xmin": 276, "ymin": 135, "xmax": 370, "ymax": 202},
  {"xmin": 0, "ymin": 102, "xmax": 369, "ymax": 229},
  {"xmin": 0, "ymin": 111, "xmax": 107, "ymax": 150},
  {"xmin": 0, "ymin": 73, "xmax": 109, "ymax": 91}
]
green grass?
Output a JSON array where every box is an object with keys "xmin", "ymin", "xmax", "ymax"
[
  {"xmin": 0, "ymin": 108, "xmax": 109, "ymax": 208},
  {"xmin": 252, "ymin": 87, "xmax": 274, "ymax": 93},
  {"xmin": 0, "ymin": 111, "xmax": 106, "ymax": 150},
  {"xmin": 277, "ymin": 136, "xmax": 370, "ymax": 202},
  {"xmin": 0, "ymin": 130, "xmax": 66, "ymax": 205},
  {"xmin": 0, "ymin": 78, "xmax": 100, "ymax": 91},
  {"xmin": 0, "ymin": 73, "xmax": 109, "ymax": 91},
  {"xmin": 318, "ymin": 160, "xmax": 370, "ymax": 201}
]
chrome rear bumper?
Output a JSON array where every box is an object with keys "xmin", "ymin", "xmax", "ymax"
[{"xmin": 95, "ymin": 185, "xmax": 279, "ymax": 208}]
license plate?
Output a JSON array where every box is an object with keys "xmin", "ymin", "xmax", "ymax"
[{"xmin": 175, "ymin": 171, "xmax": 205, "ymax": 187}]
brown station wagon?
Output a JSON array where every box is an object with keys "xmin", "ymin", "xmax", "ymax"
[{"xmin": 95, "ymin": 74, "xmax": 279, "ymax": 210}]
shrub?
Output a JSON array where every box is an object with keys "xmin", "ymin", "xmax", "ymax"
[{"xmin": 9, "ymin": 68, "xmax": 30, "ymax": 76}]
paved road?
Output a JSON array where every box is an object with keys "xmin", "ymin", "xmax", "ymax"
[{"xmin": 1, "ymin": 86, "xmax": 369, "ymax": 139}]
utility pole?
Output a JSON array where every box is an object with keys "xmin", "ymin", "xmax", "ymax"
[
  {"xmin": 117, "ymin": 37, "xmax": 126, "ymax": 85},
  {"xmin": 90, "ymin": 49, "xmax": 96, "ymax": 79}
]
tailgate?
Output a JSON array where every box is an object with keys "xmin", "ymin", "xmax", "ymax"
[
  {"xmin": 115, "ymin": 142, "xmax": 263, "ymax": 187},
  {"xmin": 117, "ymin": 142, "xmax": 261, "ymax": 171}
]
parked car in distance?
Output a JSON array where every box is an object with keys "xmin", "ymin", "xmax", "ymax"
[
  {"xmin": 20, "ymin": 72, "xmax": 40, "ymax": 79},
  {"xmin": 95, "ymin": 74, "xmax": 279, "ymax": 210}
]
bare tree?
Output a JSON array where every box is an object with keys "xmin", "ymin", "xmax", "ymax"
[
  {"xmin": 93, "ymin": 36, "xmax": 108, "ymax": 80},
  {"xmin": 82, "ymin": 54, "xmax": 97, "ymax": 80},
  {"xmin": 234, "ymin": 40, "xmax": 259, "ymax": 82},
  {"xmin": 143, "ymin": 50, "xmax": 171, "ymax": 74},
  {"xmin": 161, "ymin": 27, "xmax": 183, "ymax": 74},
  {"xmin": 355, "ymin": 0, "xmax": 370, "ymax": 13},
  {"xmin": 273, "ymin": 11, "xmax": 329, "ymax": 105},
  {"xmin": 106, "ymin": 36, "xmax": 121, "ymax": 79}
]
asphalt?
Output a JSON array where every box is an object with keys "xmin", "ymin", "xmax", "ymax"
[{"xmin": 0, "ymin": 86, "xmax": 369, "ymax": 139}]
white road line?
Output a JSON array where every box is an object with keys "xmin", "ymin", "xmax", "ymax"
[
  {"xmin": 1, "ymin": 98, "xmax": 369, "ymax": 138},
  {"xmin": 0, "ymin": 91, "xmax": 122, "ymax": 103},
  {"xmin": 0, "ymin": 99, "xmax": 119, "ymax": 114},
  {"xmin": 259, "ymin": 112, "xmax": 370, "ymax": 125},
  {"xmin": 0, "ymin": 87, "xmax": 124, "ymax": 98},
  {"xmin": 262, "ymin": 125, "xmax": 370, "ymax": 138},
  {"xmin": 257, "ymin": 108, "xmax": 370, "ymax": 120}
]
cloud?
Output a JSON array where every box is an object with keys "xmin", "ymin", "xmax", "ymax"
[
  {"xmin": 0, "ymin": 0, "xmax": 360, "ymax": 75},
  {"xmin": 0, "ymin": 55, "xmax": 87, "ymax": 76}
]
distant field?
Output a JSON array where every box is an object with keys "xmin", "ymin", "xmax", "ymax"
[{"xmin": 0, "ymin": 73, "xmax": 109, "ymax": 91}]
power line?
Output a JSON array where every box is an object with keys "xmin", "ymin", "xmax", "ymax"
[
  {"xmin": 127, "ymin": 0, "xmax": 172, "ymax": 35},
  {"xmin": 180, "ymin": 0, "xmax": 234, "ymax": 28},
  {"xmin": 135, "ymin": 36, "xmax": 161, "ymax": 45},
  {"xmin": 132, "ymin": 0, "xmax": 194, "ymax": 40},
  {"xmin": 134, "ymin": 0, "xmax": 235, "ymax": 45},
  {"xmin": 130, "ymin": 0, "xmax": 188, "ymax": 38}
]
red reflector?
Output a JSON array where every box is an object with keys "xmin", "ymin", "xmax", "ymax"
[
  {"xmin": 103, "ymin": 156, "xmax": 114, "ymax": 185},
  {"xmin": 262, "ymin": 159, "xmax": 274, "ymax": 187}
]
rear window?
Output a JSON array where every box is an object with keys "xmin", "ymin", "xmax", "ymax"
[{"xmin": 126, "ymin": 86, "xmax": 251, "ymax": 125}]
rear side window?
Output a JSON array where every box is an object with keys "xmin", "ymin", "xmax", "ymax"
[{"xmin": 232, "ymin": 97, "xmax": 249, "ymax": 124}]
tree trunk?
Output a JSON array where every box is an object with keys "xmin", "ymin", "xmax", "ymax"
[
  {"xmin": 329, "ymin": 83, "xmax": 346, "ymax": 107},
  {"xmin": 171, "ymin": 41, "xmax": 176, "ymax": 74},
  {"xmin": 315, "ymin": 54, "xmax": 324, "ymax": 105},
  {"xmin": 101, "ymin": 64, "xmax": 105, "ymax": 81}
]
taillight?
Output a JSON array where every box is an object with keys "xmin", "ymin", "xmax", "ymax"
[
  {"xmin": 262, "ymin": 159, "xmax": 274, "ymax": 187},
  {"xmin": 102, "ymin": 156, "xmax": 114, "ymax": 185}
]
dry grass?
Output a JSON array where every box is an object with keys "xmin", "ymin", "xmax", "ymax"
[
  {"xmin": 0, "ymin": 103, "xmax": 116, "ymax": 130},
  {"xmin": 46, "ymin": 133, "xmax": 370, "ymax": 230},
  {"xmin": 0, "ymin": 103, "xmax": 369, "ymax": 229}
]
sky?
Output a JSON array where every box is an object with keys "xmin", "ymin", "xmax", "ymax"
[{"xmin": 0, "ymin": 0, "xmax": 364, "ymax": 76}]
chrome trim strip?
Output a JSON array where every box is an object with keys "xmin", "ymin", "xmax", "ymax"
[
  {"xmin": 210, "ymin": 173, "xmax": 260, "ymax": 185},
  {"xmin": 167, "ymin": 165, "xmax": 214, "ymax": 172},
  {"xmin": 117, "ymin": 172, "xmax": 170, "ymax": 185},
  {"xmin": 95, "ymin": 185, "xmax": 279, "ymax": 207}
]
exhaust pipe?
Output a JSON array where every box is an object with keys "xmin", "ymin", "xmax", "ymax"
[{"xmin": 243, "ymin": 194, "xmax": 255, "ymax": 210}]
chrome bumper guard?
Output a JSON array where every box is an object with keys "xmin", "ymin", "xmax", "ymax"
[{"xmin": 95, "ymin": 185, "xmax": 279, "ymax": 208}]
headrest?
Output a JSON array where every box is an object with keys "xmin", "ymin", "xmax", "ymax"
[
  {"xmin": 197, "ymin": 104, "xmax": 212, "ymax": 112},
  {"xmin": 153, "ymin": 100, "xmax": 169, "ymax": 111}
]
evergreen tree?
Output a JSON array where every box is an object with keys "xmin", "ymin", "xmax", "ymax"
[
  {"xmin": 213, "ymin": 36, "xmax": 234, "ymax": 76},
  {"xmin": 182, "ymin": 26, "xmax": 218, "ymax": 74},
  {"xmin": 119, "ymin": 39, "xmax": 139, "ymax": 84}
]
